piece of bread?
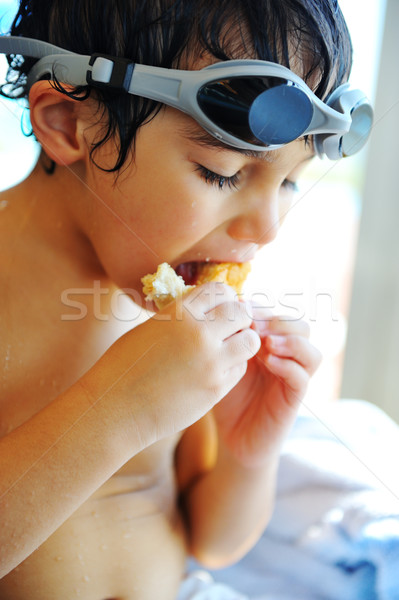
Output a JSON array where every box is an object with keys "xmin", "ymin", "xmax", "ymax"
[
  {"xmin": 141, "ymin": 263, "xmax": 194, "ymax": 309},
  {"xmin": 141, "ymin": 261, "xmax": 251, "ymax": 309},
  {"xmin": 194, "ymin": 262, "xmax": 251, "ymax": 294}
]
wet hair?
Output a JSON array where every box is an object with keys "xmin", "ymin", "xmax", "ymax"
[{"xmin": 0, "ymin": 0, "xmax": 352, "ymax": 172}]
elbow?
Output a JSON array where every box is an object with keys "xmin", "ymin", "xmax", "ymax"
[
  {"xmin": 189, "ymin": 542, "xmax": 250, "ymax": 571},
  {"xmin": 188, "ymin": 520, "xmax": 272, "ymax": 570}
]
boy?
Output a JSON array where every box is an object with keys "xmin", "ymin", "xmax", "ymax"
[{"xmin": 0, "ymin": 1, "xmax": 371, "ymax": 598}]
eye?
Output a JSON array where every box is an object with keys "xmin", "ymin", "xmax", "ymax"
[
  {"xmin": 195, "ymin": 164, "xmax": 240, "ymax": 191},
  {"xmin": 281, "ymin": 179, "xmax": 299, "ymax": 194}
]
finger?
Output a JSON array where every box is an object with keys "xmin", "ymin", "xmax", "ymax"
[
  {"xmin": 252, "ymin": 312, "xmax": 310, "ymax": 339},
  {"xmin": 247, "ymin": 303, "xmax": 274, "ymax": 323},
  {"xmin": 182, "ymin": 282, "xmax": 238, "ymax": 316},
  {"xmin": 265, "ymin": 335, "xmax": 322, "ymax": 374},
  {"xmin": 216, "ymin": 362, "xmax": 248, "ymax": 400},
  {"xmin": 224, "ymin": 328, "xmax": 261, "ymax": 362},
  {"xmin": 206, "ymin": 300, "xmax": 254, "ymax": 339},
  {"xmin": 264, "ymin": 354, "xmax": 309, "ymax": 398}
]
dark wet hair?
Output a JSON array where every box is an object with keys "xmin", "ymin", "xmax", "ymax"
[{"xmin": 0, "ymin": 0, "xmax": 352, "ymax": 172}]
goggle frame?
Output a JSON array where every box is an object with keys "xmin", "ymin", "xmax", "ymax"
[{"xmin": 0, "ymin": 35, "xmax": 373, "ymax": 160}]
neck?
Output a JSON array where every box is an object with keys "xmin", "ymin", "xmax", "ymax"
[{"xmin": 3, "ymin": 155, "xmax": 107, "ymax": 281}]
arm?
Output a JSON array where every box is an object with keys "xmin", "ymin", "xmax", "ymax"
[
  {"xmin": 0, "ymin": 376, "xmax": 137, "ymax": 577},
  {"xmin": 177, "ymin": 425, "xmax": 278, "ymax": 568},
  {"xmin": 178, "ymin": 307, "xmax": 321, "ymax": 568},
  {"xmin": 0, "ymin": 284, "xmax": 260, "ymax": 577}
]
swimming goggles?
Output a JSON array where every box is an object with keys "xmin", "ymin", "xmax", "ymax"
[{"xmin": 0, "ymin": 35, "xmax": 373, "ymax": 160}]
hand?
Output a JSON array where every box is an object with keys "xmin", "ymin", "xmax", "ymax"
[
  {"xmin": 83, "ymin": 283, "xmax": 261, "ymax": 450},
  {"xmin": 212, "ymin": 306, "xmax": 322, "ymax": 467}
]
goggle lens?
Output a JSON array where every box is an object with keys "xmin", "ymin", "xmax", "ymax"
[{"xmin": 197, "ymin": 76, "xmax": 314, "ymax": 147}]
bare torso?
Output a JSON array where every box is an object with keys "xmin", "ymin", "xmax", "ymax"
[
  {"xmin": 0, "ymin": 447, "xmax": 187, "ymax": 600},
  {"xmin": 0, "ymin": 184, "xmax": 188, "ymax": 599}
]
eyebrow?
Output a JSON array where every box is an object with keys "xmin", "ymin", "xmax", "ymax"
[{"xmin": 180, "ymin": 124, "xmax": 315, "ymax": 163}]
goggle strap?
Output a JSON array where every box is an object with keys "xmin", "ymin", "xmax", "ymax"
[
  {"xmin": 27, "ymin": 53, "xmax": 90, "ymax": 88},
  {"xmin": 129, "ymin": 64, "xmax": 188, "ymax": 109},
  {"xmin": 0, "ymin": 37, "xmax": 134, "ymax": 92},
  {"xmin": 0, "ymin": 36, "xmax": 201, "ymax": 116},
  {"xmin": 26, "ymin": 50, "xmax": 186, "ymax": 112},
  {"xmin": 0, "ymin": 35, "xmax": 69, "ymax": 60}
]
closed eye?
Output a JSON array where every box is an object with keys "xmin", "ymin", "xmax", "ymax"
[
  {"xmin": 194, "ymin": 164, "xmax": 240, "ymax": 191},
  {"xmin": 282, "ymin": 179, "xmax": 299, "ymax": 193}
]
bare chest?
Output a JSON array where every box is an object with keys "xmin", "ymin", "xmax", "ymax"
[{"xmin": 0, "ymin": 466, "xmax": 187, "ymax": 600}]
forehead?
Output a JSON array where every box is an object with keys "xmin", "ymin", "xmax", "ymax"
[{"xmin": 177, "ymin": 116, "xmax": 315, "ymax": 163}]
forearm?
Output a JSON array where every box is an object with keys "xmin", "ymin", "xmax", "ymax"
[
  {"xmin": 182, "ymin": 439, "xmax": 279, "ymax": 569},
  {"xmin": 0, "ymin": 374, "xmax": 142, "ymax": 577}
]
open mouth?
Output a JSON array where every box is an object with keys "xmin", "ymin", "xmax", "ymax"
[
  {"xmin": 175, "ymin": 261, "xmax": 211, "ymax": 286},
  {"xmin": 175, "ymin": 260, "xmax": 251, "ymax": 293}
]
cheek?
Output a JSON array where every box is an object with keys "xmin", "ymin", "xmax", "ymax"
[
  {"xmin": 93, "ymin": 144, "xmax": 218, "ymax": 258},
  {"xmin": 278, "ymin": 192, "xmax": 295, "ymax": 225},
  {"xmin": 132, "ymin": 172, "xmax": 212, "ymax": 237},
  {"xmin": 120, "ymin": 187, "xmax": 211, "ymax": 260}
]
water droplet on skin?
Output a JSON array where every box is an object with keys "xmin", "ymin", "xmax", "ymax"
[
  {"xmin": 0, "ymin": 200, "xmax": 8, "ymax": 211},
  {"xmin": 205, "ymin": 257, "xmax": 210, "ymax": 262},
  {"xmin": 100, "ymin": 544, "xmax": 108, "ymax": 551},
  {"xmin": 231, "ymin": 249, "xmax": 237, "ymax": 254},
  {"xmin": 123, "ymin": 532, "xmax": 132, "ymax": 539},
  {"xmin": 55, "ymin": 556, "xmax": 63, "ymax": 562},
  {"xmin": 82, "ymin": 575, "xmax": 90, "ymax": 583}
]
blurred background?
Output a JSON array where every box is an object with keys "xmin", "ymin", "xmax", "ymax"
[{"xmin": 1, "ymin": 1, "xmax": 397, "ymax": 420}]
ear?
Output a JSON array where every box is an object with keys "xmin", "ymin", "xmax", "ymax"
[{"xmin": 29, "ymin": 81, "xmax": 88, "ymax": 166}]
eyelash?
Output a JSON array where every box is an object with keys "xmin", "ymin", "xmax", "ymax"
[
  {"xmin": 282, "ymin": 179, "xmax": 299, "ymax": 193},
  {"xmin": 195, "ymin": 164, "xmax": 299, "ymax": 194},
  {"xmin": 195, "ymin": 165, "xmax": 240, "ymax": 190}
]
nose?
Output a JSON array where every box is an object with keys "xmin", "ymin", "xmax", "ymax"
[{"xmin": 227, "ymin": 188, "xmax": 281, "ymax": 246}]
